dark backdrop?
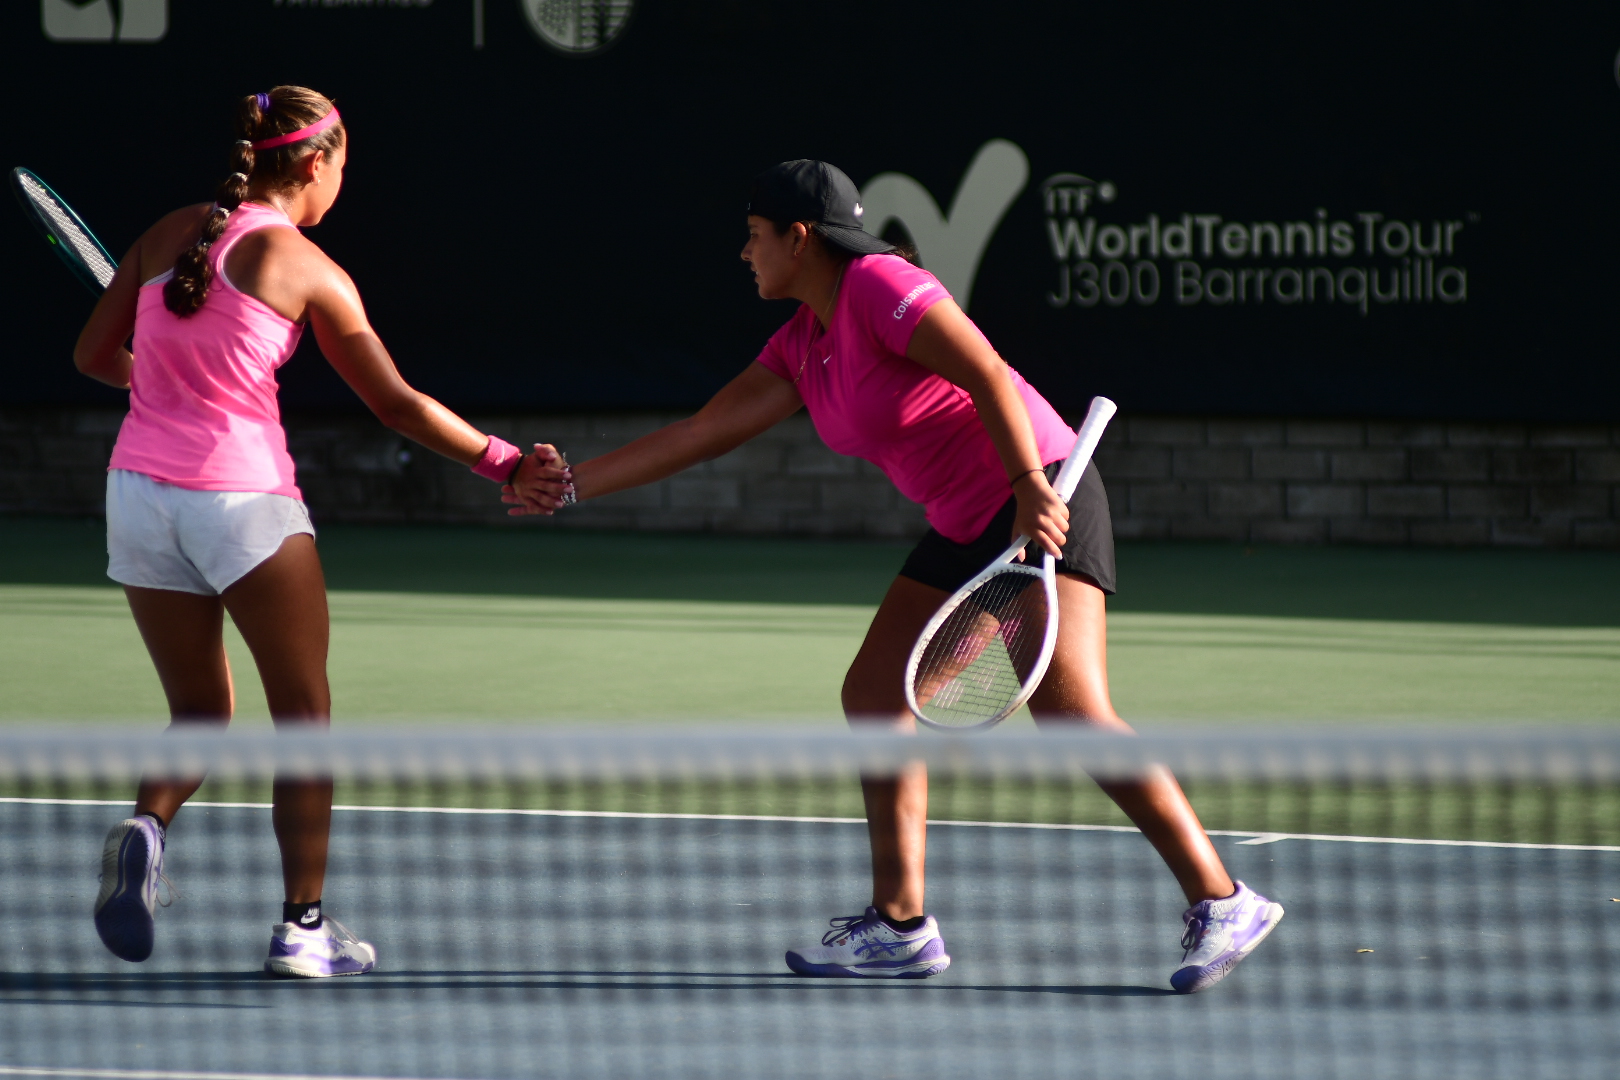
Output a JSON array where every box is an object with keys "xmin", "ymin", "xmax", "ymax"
[{"xmin": 4, "ymin": 1, "xmax": 1619, "ymax": 420}]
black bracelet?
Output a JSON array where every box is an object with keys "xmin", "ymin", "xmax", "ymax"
[
  {"xmin": 504, "ymin": 452, "xmax": 527, "ymax": 485},
  {"xmin": 1010, "ymin": 468, "xmax": 1043, "ymax": 488}
]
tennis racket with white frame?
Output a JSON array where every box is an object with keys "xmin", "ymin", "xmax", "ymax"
[
  {"xmin": 11, "ymin": 167, "xmax": 118, "ymax": 296},
  {"xmin": 904, "ymin": 395, "xmax": 1118, "ymax": 732}
]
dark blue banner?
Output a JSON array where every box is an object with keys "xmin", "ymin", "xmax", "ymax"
[{"xmin": 4, "ymin": 2, "xmax": 1619, "ymax": 420}]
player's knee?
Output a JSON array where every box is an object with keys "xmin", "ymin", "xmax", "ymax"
[
  {"xmin": 839, "ymin": 673, "xmax": 867, "ymax": 716},
  {"xmin": 163, "ymin": 684, "xmax": 233, "ymax": 721},
  {"xmin": 166, "ymin": 712, "xmax": 231, "ymax": 728},
  {"xmin": 842, "ymin": 670, "xmax": 908, "ymax": 723},
  {"xmin": 267, "ymin": 693, "xmax": 331, "ymax": 724},
  {"xmin": 1032, "ymin": 710, "xmax": 1132, "ymax": 733}
]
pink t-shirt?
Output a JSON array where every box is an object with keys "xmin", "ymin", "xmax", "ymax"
[
  {"xmin": 109, "ymin": 203, "xmax": 305, "ymax": 498},
  {"xmin": 755, "ymin": 254, "xmax": 1075, "ymax": 543}
]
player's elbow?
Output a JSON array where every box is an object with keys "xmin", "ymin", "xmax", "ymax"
[
  {"xmin": 683, "ymin": 412, "xmax": 761, "ymax": 465},
  {"xmin": 368, "ymin": 390, "xmax": 427, "ymax": 433},
  {"xmin": 72, "ymin": 338, "xmax": 102, "ymax": 377},
  {"xmin": 967, "ymin": 355, "xmax": 1014, "ymax": 396},
  {"xmin": 72, "ymin": 343, "xmax": 126, "ymax": 387},
  {"xmin": 666, "ymin": 416, "xmax": 720, "ymax": 463}
]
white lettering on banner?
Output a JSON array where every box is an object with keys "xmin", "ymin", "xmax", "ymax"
[
  {"xmin": 858, "ymin": 139, "xmax": 1029, "ymax": 313},
  {"xmin": 1047, "ymin": 218, "xmax": 1097, "ymax": 260},
  {"xmin": 42, "ymin": 0, "xmax": 166, "ymax": 42},
  {"xmin": 893, "ymin": 282, "xmax": 938, "ymax": 320},
  {"xmin": 1041, "ymin": 176, "xmax": 1474, "ymax": 316},
  {"xmin": 857, "ymin": 139, "xmax": 1468, "ymax": 319},
  {"xmin": 46, "ymin": 0, "xmax": 445, "ymax": 40}
]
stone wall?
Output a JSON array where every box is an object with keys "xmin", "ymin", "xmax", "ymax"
[
  {"xmin": 0, "ymin": 408, "xmax": 928, "ymax": 538},
  {"xmin": 1096, "ymin": 417, "xmax": 1620, "ymax": 547},
  {"xmin": 5, "ymin": 406, "xmax": 1620, "ymax": 546}
]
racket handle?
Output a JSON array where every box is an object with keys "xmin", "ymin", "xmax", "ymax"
[{"xmin": 1049, "ymin": 397, "xmax": 1118, "ymax": 502}]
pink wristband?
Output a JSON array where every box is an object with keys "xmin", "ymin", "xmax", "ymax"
[{"xmin": 471, "ymin": 436, "xmax": 523, "ymax": 482}]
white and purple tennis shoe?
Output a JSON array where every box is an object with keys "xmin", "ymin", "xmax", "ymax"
[
  {"xmin": 265, "ymin": 915, "xmax": 377, "ymax": 978},
  {"xmin": 93, "ymin": 815, "xmax": 170, "ymax": 962},
  {"xmin": 1170, "ymin": 880, "xmax": 1284, "ymax": 993},
  {"xmin": 786, "ymin": 907, "xmax": 951, "ymax": 978}
]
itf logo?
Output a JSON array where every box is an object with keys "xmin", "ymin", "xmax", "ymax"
[{"xmin": 42, "ymin": 0, "xmax": 167, "ymax": 42}]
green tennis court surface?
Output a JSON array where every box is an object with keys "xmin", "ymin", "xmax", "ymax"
[{"xmin": 2, "ymin": 516, "xmax": 1619, "ymax": 724}]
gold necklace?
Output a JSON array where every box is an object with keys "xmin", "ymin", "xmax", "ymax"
[{"xmin": 795, "ymin": 264, "xmax": 846, "ymax": 385}]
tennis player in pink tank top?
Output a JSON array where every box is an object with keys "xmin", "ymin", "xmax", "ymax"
[
  {"xmin": 507, "ymin": 161, "xmax": 1280, "ymax": 993},
  {"xmin": 72, "ymin": 86, "xmax": 571, "ymax": 976}
]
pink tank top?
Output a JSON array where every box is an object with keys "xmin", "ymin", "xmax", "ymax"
[{"xmin": 109, "ymin": 202, "xmax": 305, "ymax": 498}]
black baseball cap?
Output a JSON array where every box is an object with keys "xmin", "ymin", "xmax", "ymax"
[{"xmin": 746, "ymin": 159, "xmax": 895, "ymax": 256}]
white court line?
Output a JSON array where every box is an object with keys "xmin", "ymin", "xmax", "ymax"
[
  {"xmin": 0, "ymin": 798, "xmax": 864, "ymax": 827},
  {"xmin": 3, "ymin": 797, "xmax": 1617, "ymax": 853},
  {"xmin": 0, "ymin": 1068, "xmax": 446, "ymax": 1080}
]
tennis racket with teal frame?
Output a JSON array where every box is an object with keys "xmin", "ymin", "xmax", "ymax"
[{"xmin": 10, "ymin": 167, "xmax": 118, "ymax": 296}]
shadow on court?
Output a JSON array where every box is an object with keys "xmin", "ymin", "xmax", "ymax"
[
  {"xmin": 4, "ymin": 803, "xmax": 1615, "ymax": 1079},
  {"xmin": 4, "ymin": 515, "xmax": 1620, "ymax": 626},
  {"xmin": 2, "ymin": 969, "xmax": 1174, "ymax": 998}
]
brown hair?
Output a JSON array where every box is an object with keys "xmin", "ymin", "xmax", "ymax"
[{"xmin": 164, "ymin": 86, "xmax": 346, "ymax": 317}]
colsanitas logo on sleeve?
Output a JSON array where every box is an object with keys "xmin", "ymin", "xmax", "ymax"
[
  {"xmin": 893, "ymin": 281, "xmax": 938, "ymax": 319},
  {"xmin": 859, "ymin": 139, "xmax": 1028, "ymax": 314},
  {"xmin": 42, "ymin": 0, "xmax": 167, "ymax": 42}
]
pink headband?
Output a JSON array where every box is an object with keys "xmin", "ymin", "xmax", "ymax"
[{"xmin": 250, "ymin": 107, "xmax": 341, "ymax": 151}]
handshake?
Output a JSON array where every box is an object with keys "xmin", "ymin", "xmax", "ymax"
[{"xmin": 501, "ymin": 443, "xmax": 576, "ymax": 517}]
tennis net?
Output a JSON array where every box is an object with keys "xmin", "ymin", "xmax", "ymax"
[{"xmin": 2, "ymin": 725, "xmax": 1617, "ymax": 1080}]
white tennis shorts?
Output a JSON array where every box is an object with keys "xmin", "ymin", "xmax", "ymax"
[{"xmin": 106, "ymin": 469, "xmax": 316, "ymax": 596}]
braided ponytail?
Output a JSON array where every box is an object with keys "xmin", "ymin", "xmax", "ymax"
[{"xmin": 164, "ymin": 86, "xmax": 344, "ymax": 317}]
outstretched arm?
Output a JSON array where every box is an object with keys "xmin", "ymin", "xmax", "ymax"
[
  {"xmin": 306, "ymin": 267, "xmax": 489, "ymax": 463},
  {"xmin": 505, "ymin": 362, "xmax": 802, "ymax": 514},
  {"xmin": 297, "ymin": 243, "xmax": 571, "ymax": 507},
  {"xmin": 906, "ymin": 299, "xmax": 1069, "ymax": 557}
]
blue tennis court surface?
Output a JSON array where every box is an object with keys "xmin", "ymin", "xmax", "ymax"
[{"xmin": 2, "ymin": 801, "xmax": 1616, "ymax": 1080}]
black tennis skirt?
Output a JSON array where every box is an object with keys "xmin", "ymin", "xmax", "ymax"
[{"xmin": 897, "ymin": 459, "xmax": 1116, "ymax": 595}]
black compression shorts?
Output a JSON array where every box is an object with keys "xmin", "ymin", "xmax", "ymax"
[{"xmin": 897, "ymin": 459, "xmax": 1116, "ymax": 596}]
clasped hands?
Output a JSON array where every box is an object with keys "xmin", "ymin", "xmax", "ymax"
[{"xmin": 503, "ymin": 443, "xmax": 575, "ymax": 516}]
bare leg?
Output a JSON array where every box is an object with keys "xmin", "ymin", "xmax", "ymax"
[
  {"xmin": 220, "ymin": 534, "xmax": 332, "ymax": 905},
  {"xmin": 840, "ymin": 576, "xmax": 949, "ymax": 922},
  {"xmin": 124, "ymin": 534, "xmax": 333, "ymax": 904},
  {"xmin": 125, "ymin": 588, "xmax": 234, "ymax": 824},
  {"xmin": 841, "ymin": 573, "xmax": 1235, "ymax": 922},
  {"xmin": 1028, "ymin": 574, "xmax": 1233, "ymax": 906}
]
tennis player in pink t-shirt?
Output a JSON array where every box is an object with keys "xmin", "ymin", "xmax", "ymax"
[
  {"xmin": 72, "ymin": 86, "xmax": 570, "ymax": 977},
  {"xmin": 508, "ymin": 160, "xmax": 1281, "ymax": 993}
]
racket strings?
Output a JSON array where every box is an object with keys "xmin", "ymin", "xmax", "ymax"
[
  {"xmin": 912, "ymin": 569, "xmax": 1050, "ymax": 726},
  {"xmin": 17, "ymin": 173, "xmax": 117, "ymax": 288}
]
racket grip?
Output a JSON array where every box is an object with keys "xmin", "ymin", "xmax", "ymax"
[{"xmin": 1049, "ymin": 397, "xmax": 1117, "ymax": 502}]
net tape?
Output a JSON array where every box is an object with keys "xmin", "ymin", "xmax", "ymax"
[
  {"xmin": 16, "ymin": 172, "xmax": 117, "ymax": 289},
  {"xmin": 4, "ymin": 725, "xmax": 1619, "ymax": 783}
]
